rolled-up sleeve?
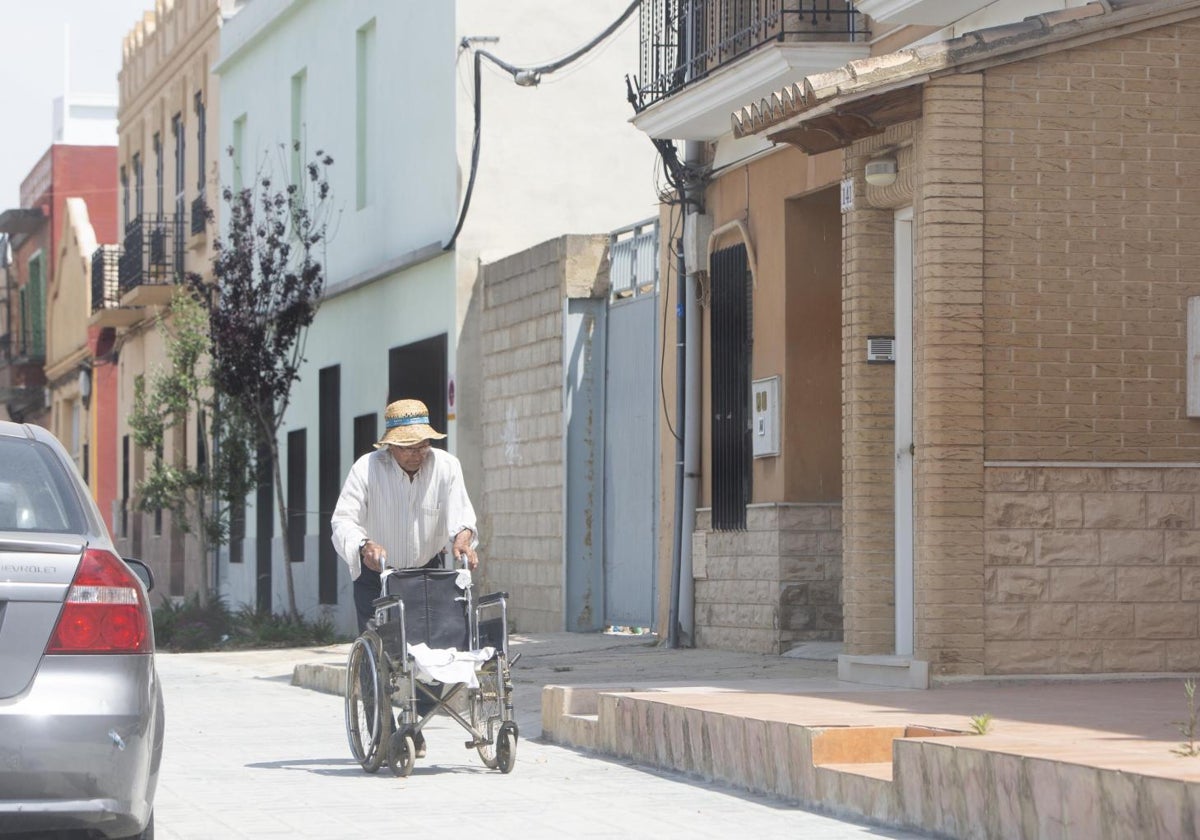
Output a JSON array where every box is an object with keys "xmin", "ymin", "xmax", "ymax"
[
  {"xmin": 445, "ymin": 457, "xmax": 477, "ymax": 547},
  {"xmin": 331, "ymin": 456, "xmax": 370, "ymax": 580}
]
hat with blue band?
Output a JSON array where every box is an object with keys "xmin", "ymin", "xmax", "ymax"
[{"xmin": 375, "ymin": 399, "xmax": 447, "ymax": 448}]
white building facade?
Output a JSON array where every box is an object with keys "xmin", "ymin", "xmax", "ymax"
[{"xmin": 215, "ymin": 0, "xmax": 656, "ymax": 632}]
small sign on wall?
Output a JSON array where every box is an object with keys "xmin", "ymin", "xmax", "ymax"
[{"xmin": 840, "ymin": 178, "xmax": 855, "ymax": 213}]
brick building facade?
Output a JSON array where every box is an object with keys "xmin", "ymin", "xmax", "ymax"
[{"xmin": 736, "ymin": 0, "xmax": 1200, "ymax": 678}]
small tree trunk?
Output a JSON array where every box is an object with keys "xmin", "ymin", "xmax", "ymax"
[
  {"xmin": 268, "ymin": 437, "xmax": 299, "ymax": 618},
  {"xmin": 196, "ymin": 487, "xmax": 210, "ymax": 609}
]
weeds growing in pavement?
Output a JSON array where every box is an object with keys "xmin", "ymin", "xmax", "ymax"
[
  {"xmin": 1171, "ymin": 678, "xmax": 1200, "ymax": 758},
  {"xmin": 968, "ymin": 713, "xmax": 993, "ymax": 735}
]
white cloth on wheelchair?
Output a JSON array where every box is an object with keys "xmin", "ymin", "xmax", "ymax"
[{"xmin": 408, "ymin": 642, "xmax": 495, "ymax": 688}]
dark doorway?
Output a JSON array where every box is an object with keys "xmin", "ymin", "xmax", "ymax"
[
  {"xmin": 318, "ymin": 366, "xmax": 341, "ymax": 605},
  {"xmin": 255, "ymin": 442, "xmax": 274, "ymax": 613},
  {"xmin": 353, "ymin": 413, "xmax": 378, "ymax": 461},
  {"xmin": 388, "ymin": 334, "xmax": 448, "ymax": 449},
  {"xmin": 287, "ymin": 429, "xmax": 307, "ymax": 566}
]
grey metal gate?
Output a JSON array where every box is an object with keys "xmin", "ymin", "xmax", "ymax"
[
  {"xmin": 564, "ymin": 219, "xmax": 659, "ymax": 632},
  {"xmin": 603, "ymin": 291, "xmax": 658, "ymax": 627},
  {"xmin": 602, "ymin": 220, "xmax": 658, "ymax": 628}
]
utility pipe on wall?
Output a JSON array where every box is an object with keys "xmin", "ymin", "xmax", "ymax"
[{"xmin": 676, "ymin": 139, "xmax": 705, "ymax": 648}]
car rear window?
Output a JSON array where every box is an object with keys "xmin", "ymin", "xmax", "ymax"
[{"xmin": 0, "ymin": 438, "xmax": 87, "ymax": 534}]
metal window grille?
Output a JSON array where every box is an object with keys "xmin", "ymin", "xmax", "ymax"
[
  {"xmin": 90, "ymin": 246, "xmax": 122, "ymax": 313},
  {"xmin": 609, "ymin": 218, "xmax": 660, "ymax": 301},
  {"xmin": 710, "ymin": 243, "xmax": 752, "ymax": 531}
]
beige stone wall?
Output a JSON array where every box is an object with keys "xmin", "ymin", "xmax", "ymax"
[
  {"xmin": 840, "ymin": 19, "xmax": 1200, "ymax": 676},
  {"xmin": 982, "ymin": 20, "xmax": 1200, "ymax": 461},
  {"xmin": 693, "ymin": 503, "xmax": 842, "ymax": 654},
  {"xmin": 913, "ymin": 75, "xmax": 987, "ymax": 676},
  {"xmin": 841, "ymin": 124, "xmax": 912, "ymax": 657},
  {"xmin": 478, "ymin": 236, "xmax": 607, "ymax": 633},
  {"xmin": 985, "ymin": 465, "xmax": 1200, "ymax": 673}
]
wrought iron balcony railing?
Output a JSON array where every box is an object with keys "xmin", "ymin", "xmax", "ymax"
[
  {"xmin": 90, "ymin": 245, "xmax": 123, "ymax": 314},
  {"xmin": 636, "ymin": 0, "xmax": 868, "ymax": 108},
  {"xmin": 119, "ymin": 214, "xmax": 185, "ymax": 294}
]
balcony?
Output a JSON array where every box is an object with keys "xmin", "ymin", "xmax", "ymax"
[
  {"xmin": 119, "ymin": 214, "xmax": 185, "ymax": 308},
  {"xmin": 851, "ymin": 0, "xmax": 990, "ymax": 27},
  {"xmin": 191, "ymin": 194, "xmax": 207, "ymax": 236},
  {"xmin": 90, "ymin": 245, "xmax": 142, "ymax": 328},
  {"xmin": 634, "ymin": 0, "xmax": 870, "ymax": 140}
]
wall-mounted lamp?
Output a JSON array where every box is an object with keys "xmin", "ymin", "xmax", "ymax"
[{"xmin": 864, "ymin": 155, "xmax": 898, "ymax": 188}]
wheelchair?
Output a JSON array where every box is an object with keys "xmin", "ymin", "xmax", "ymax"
[{"xmin": 344, "ymin": 562, "xmax": 518, "ymax": 777}]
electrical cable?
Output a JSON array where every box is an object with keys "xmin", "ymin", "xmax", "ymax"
[
  {"xmin": 444, "ymin": 0, "xmax": 642, "ymax": 251},
  {"xmin": 659, "ymin": 202, "xmax": 682, "ymax": 443}
]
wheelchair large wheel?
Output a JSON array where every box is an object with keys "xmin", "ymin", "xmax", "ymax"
[
  {"xmin": 345, "ymin": 631, "xmax": 391, "ymax": 773},
  {"xmin": 470, "ymin": 668, "xmax": 503, "ymax": 769}
]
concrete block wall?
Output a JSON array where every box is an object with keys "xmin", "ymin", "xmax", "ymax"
[
  {"xmin": 985, "ymin": 465, "xmax": 1200, "ymax": 674},
  {"xmin": 478, "ymin": 235, "xmax": 608, "ymax": 633},
  {"xmin": 693, "ymin": 502, "xmax": 843, "ymax": 654}
]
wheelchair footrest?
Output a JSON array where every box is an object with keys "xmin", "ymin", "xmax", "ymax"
[{"xmin": 464, "ymin": 738, "xmax": 490, "ymax": 748}]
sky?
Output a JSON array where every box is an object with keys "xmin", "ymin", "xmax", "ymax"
[{"xmin": 0, "ymin": 0, "xmax": 153, "ymax": 210}]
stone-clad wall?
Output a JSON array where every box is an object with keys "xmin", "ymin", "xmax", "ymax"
[
  {"xmin": 693, "ymin": 503, "xmax": 842, "ymax": 654},
  {"xmin": 985, "ymin": 465, "xmax": 1200, "ymax": 673},
  {"xmin": 478, "ymin": 236, "xmax": 608, "ymax": 632}
]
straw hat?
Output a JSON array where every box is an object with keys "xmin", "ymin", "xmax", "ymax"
[{"xmin": 375, "ymin": 399, "xmax": 447, "ymax": 448}]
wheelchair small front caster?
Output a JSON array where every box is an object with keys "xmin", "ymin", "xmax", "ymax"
[
  {"xmin": 387, "ymin": 730, "xmax": 416, "ymax": 777},
  {"xmin": 496, "ymin": 721, "xmax": 518, "ymax": 774}
]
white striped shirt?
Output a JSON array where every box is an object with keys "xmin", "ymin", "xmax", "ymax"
[{"xmin": 330, "ymin": 447, "xmax": 477, "ymax": 580}]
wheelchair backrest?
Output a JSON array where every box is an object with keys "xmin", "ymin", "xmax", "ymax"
[{"xmin": 383, "ymin": 568, "xmax": 470, "ymax": 651}]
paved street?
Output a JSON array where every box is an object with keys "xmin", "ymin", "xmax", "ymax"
[{"xmin": 154, "ymin": 648, "xmax": 928, "ymax": 839}]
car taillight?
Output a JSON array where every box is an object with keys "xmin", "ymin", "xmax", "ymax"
[{"xmin": 46, "ymin": 547, "xmax": 152, "ymax": 654}]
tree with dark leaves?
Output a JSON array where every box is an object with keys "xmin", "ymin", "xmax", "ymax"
[{"xmin": 191, "ymin": 144, "xmax": 337, "ymax": 618}]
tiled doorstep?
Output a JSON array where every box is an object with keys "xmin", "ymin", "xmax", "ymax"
[{"xmin": 542, "ymin": 685, "xmax": 1200, "ymax": 840}]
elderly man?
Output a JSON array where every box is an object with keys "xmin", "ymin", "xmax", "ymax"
[{"xmin": 331, "ymin": 398, "xmax": 479, "ymax": 636}]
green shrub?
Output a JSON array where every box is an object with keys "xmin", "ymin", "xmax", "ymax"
[
  {"xmin": 153, "ymin": 595, "xmax": 234, "ymax": 651},
  {"xmin": 151, "ymin": 593, "xmax": 343, "ymax": 652}
]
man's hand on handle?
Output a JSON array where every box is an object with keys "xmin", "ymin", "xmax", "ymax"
[
  {"xmin": 453, "ymin": 529, "xmax": 478, "ymax": 571},
  {"xmin": 360, "ymin": 539, "xmax": 386, "ymax": 573}
]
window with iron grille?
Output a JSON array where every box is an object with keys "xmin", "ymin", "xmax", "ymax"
[
  {"xmin": 153, "ymin": 133, "xmax": 163, "ymax": 217},
  {"xmin": 120, "ymin": 166, "xmax": 129, "ymax": 230},
  {"xmin": 710, "ymin": 243, "xmax": 752, "ymax": 530},
  {"xmin": 193, "ymin": 92, "xmax": 207, "ymax": 235},
  {"xmin": 133, "ymin": 152, "xmax": 144, "ymax": 221}
]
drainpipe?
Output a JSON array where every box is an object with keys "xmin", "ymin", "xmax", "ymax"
[
  {"xmin": 675, "ymin": 139, "xmax": 705, "ymax": 648},
  {"xmin": 668, "ymin": 239, "xmax": 686, "ymax": 648}
]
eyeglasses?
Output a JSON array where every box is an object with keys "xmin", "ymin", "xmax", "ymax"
[{"xmin": 393, "ymin": 442, "xmax": 431, "ymax": 454}]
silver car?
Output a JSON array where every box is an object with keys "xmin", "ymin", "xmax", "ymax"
[{"xmin": 0, "ymin": 421, "xmax": 163, "ymax": 838}]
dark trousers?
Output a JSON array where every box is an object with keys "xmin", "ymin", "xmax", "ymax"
[
  {"xmin": 353, "ymin": 553, "xmax": 446, "ymax": 634},
  {"xmin": 354, "ymin": 554, "xmax": 446, "ymax": 726}
]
